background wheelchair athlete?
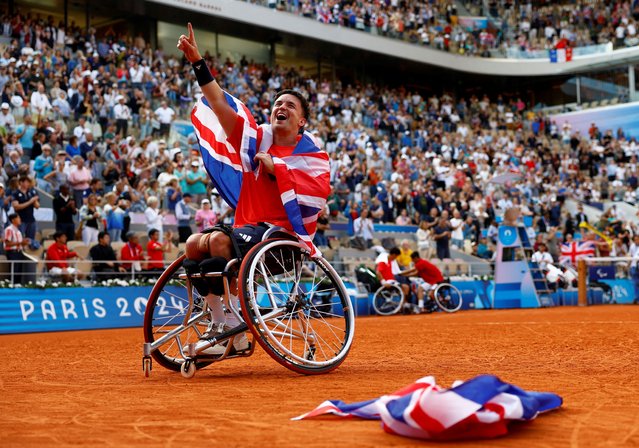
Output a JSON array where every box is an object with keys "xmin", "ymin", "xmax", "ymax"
[{"xmin": 399, "ymin": 251, "xmax": 445, "ymax": 313}]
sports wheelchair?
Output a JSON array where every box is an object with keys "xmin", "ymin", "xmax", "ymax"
[
  {"xmin": 355, "ymin": 265, "xmax": 462, "ymax": 315},
  {"xmin": 142, "ymin": 227, "xmax": 355, "ymax": 378}
]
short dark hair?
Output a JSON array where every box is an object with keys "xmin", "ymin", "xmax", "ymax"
[
  {"xmin": 53, "ymin": 230, "xmax": 65, "ymax": 240},
  {"xmin": 389, "ymin": 247, "xmax": 401, "ymax": 256},
  {"xmin": 98, "ymin": 231, "xmax": 109, "ymax": 240},
  {"xmin": 148, "ymin": 228, "xmax": 159, "ymax": 238},
  {"xmin": 8, "ymin": 213, "xmax": 18, "ymax": 222},
  {"xmin": 274, "ymin": 89, "xmax": 310, "ymax": 121},
  {"xmin": 411, "ymin": 251, "xmax": 420, "ymax": 259}
]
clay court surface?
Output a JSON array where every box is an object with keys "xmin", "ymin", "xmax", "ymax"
[{"xmin": 1, "ymin": 305, "xmax": 638, "ymax": 447}]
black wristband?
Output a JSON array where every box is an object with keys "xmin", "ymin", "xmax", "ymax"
[{"xmin": 192, "ymin": 58, "xmax": 214, "ymax": 86}]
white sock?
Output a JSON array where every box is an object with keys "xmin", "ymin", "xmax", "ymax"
[
  {"xmin": 418, "ymin": 300, "xmax": 424, "ymax": 309},
  {"xmin": 205, "ymin": 294, "xmax": 225, "ymax": 322},
  {"xmin": 225, "ymin": 293, "xmax": 241, "ymax": 327}
]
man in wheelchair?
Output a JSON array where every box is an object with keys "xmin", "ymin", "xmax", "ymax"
[
  {"xmin": 177, "ymin": 24, "xmax": 330, "ymax": 355},
  {"xmin": 399, "ymin": 251, "xmax": 445, "ymax": 313},
  {"xmin": 376, "ymin": 247, "xmax": 412, "ymax": 310}
]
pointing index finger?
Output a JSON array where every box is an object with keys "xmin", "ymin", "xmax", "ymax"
[{"xmin": 188, "ymin": 22, "xmax": 194, "ymax": 42}]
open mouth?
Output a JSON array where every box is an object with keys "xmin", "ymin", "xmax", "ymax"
[{"xmin": 276, "ymin": 112, "xmax": 287, "ymax": 121}]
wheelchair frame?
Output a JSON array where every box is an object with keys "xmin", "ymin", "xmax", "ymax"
[{"xmin": 142, "ymin": 230, "xmax": 355, "ymax": 378}]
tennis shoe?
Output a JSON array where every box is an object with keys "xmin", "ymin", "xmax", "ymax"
[{"xmin": 200, "ymin": 322, "xmax": 250, "ymax": 355}]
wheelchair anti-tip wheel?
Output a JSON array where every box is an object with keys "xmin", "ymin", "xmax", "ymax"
[
  {"xmin": 143, "ymin": 255, "xmax": 214, "ymax": 372},
  {"xmin": 238, "ymin": 239, "xmax": 355, "ymax": 375},
  {"xmin": 372, "ymin": 283, "xmax": 404, "ymax": 316},
  {"xmin": 433, "ymin": 283, "xmax": 463, "ymax": 313}
]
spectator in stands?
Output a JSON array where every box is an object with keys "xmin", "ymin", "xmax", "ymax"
[
  {"xmin": 3, "ymin": 213, "xmax": 30, "ymax": 284},
  {"xmin": 396, "ymin": 239, "xmax": 413, "ymax": 268},
  {"xmin": 145, "ymin": 228, "xmax": 174, "ymax": 275},
  {"xmin": 184, "ymin": 160, "xmax": 208, "ymax": 204},
  {"xmin": 211, "ymin": 189, "xmax": 232, "ymax": 224},
  {"xmin": 45, "ymin": 231, "xmax": 79, "ymax": 283},
  {"xmin": 79, "ymin": 194, "xmax": 103, "ymax": 246},
  {"xmin": 120, "ymin": 231, "xmax": 144, "ymax": 274},
  {"xmin": 33, "ymin": 140, "xmax": 53, "ymax": 185},
  {"xmin": 144, "ymin": 196, "xmax": 165, "ymax": 242},
  {"xmin": 165, "ymin": 177, "xmax": 182, "ymax": 213},
  {"xmin": 53, "ymin": 184, "xmax": 77, "ymax": 241},
  {"xmin": 353, "ymin": 207, "xmax": 374, "ymax": 249},
  {"xmin": 0, "ymin": 183, "xmax": 10, "ymax": 233},
  {"xmin": 65, "ymin": 135, "xmax": 81, "ymax": 159},
  {"xmin": 114, "ymin": 95, "xmax": 131, "ymax": 137},
  {"xmin": 154, "ymin": 100, "xmax": 175, "ymax": 137},
  {"xmin": 531, "ymin": 242, "xmax": 553, "ymax": 271},
  {"xmin": 4, "ymin": 150, "xmax": 22, "ymax": 179},
  {"xmin": 475, "ymin": 236, "xmax": 493, "ymax": 260},
  {"xmin": 79, "ymin": 131, "xmax": 96, "ymax": 160},
  {"xmin": 194, "ymin": 198, "xmax": 217, "ymax": 232},
  {"xmin": 433, "ymin": 216, "xmax": 452, "ymax": 260},
  {"xmin": 68, "ymin": 155, "xmax": 92, "ymax": 206},
  {"xmin": 30, "ymin": 82, "xmax": 52, "ymax": 118},
  {"xmin": 0, "ymin": 102, "xmax": 15, "ymax": 131},
  {"xmin": 313, "ymin": 208, "xmax": 330, "ymax": 248},
  {"xmin": 15, "ymin": 115, "xmax": 35, "ymax": 157},
  {"xmin": 175, "ymin": 192, "xmax": 193, "ymax": 243},
  {"xmin": 104, "ymin": 195, "xmax": 127, "ymax": 243},
  {"xmin": 449, "ymin": 209, "xmax": 465, "ymax": 250},
  {"xmin": 89, "ymin": 231, "xmax": 126, "ymax": 279},
  {"xmin": 12, "ymin": 175, "xmax": 39, "ymax": 245}
]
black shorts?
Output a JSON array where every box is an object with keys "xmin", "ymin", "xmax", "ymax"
[
  {"xmin": 394, "ymin": 274, "xmax": 411, "ymax": 285},
  {"xmin": 231, "ymin": 224, "xmax": 270, "ymax": 257}
]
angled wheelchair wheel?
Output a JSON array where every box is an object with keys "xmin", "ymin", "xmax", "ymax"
[
  {"xmin": 238, "ymin": 239, "xmax": 355, "ymax": 375},
  {"xmin": 143, "ymin": 255, "xmax": 213, "ymax": 372},
  {"xmin": 372, "ymin": 284, "xmax": 404, "ymax": 316},
  {"xmin": 433, "ymin": 283, "xmax": 462, "ymax": 313}
]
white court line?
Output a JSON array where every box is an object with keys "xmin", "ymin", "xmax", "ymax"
[{"xmin": 441, "ymin": 321, "xmax": 639, "ymax": 325}]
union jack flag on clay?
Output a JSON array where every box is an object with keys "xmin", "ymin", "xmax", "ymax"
[
  {"xmin": 559, "ymin": 241, "xmax": 596, "ymax": 265},
  {"xmin": 293, "ymin": 375, "xmax": 562, "ymax": 440},
  {"xmin": 191, "ymin": 92, "xmax": 330, "ymax": 256}
]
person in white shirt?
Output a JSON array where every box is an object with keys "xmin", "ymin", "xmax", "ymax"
[
  {"xmin": 449, "ymin": 209, "xmax": 464, "ymax": 249},
  {"xmin": 0, "ymin": 102, "xmax": 15, "ymax": 130},
  {"xmin": 144, "ymin": 196, "xmax": 165, "ymax": 242},
  {"xmin": 73, "ymin": 117, "xmax": 91, "ymax": 144},
  {"xmin": 531, "ymin": 242, "xmax": 554, "ymax": 271},
  {"xmin": 211, "ymin": 190, "xmax": 233, "ymax": 225},
  {"xmin": 113, "ymin": 95, "xmax": 131, "ymax": 137},
  {"xmin": 30, "ymin": 83, "xmax": 52, "ymax": 117},
  {"xmin": 154, "ymin": 101, "xmax": 175, "ymax": 137},
  {"xmin": 353, "ymin": 208, "xmax": 375, "ymax": 248}
]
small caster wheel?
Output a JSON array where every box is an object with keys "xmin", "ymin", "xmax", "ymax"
[
  {"xmin": 142, "ymin": 356, "xmax": 152, "ymax": 378},
  {"xmin": 181, "ymin": 359, "xmax": 196, "ymax": 379}
]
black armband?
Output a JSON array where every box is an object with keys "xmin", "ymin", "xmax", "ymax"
[{"xmin": 192, "ymin": 58, "xmax": 214, "ymax": 86}]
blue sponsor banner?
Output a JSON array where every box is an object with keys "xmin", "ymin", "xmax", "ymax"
[
  {"xmin": 0, "ymin": 286, "xmax": 170, "ymax": 335},
  {"xmin": 588, "ymin": 265, "xmax": 616, "ymax": 281}
]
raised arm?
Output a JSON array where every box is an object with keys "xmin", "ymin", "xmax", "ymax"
[{"xmin": 177, "ymin": 23, "xmax": 238, "ymax": 138}]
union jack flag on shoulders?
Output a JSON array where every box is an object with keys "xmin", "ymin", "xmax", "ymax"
[
  {"xmin": 293, "ymin": 375, "xmax": 562, "ymax": 440},
  {"xmin": 559, "ymin": 241, "xmax": 596, "ymax": 265},
  {"xmin": 191, "ymin": 91, "xmax": 330, "ymax": 256}
]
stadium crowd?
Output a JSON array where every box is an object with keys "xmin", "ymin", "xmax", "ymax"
[
  {"xmin": 0, "ymin": 7, "xmax": 639, "ymax": 284},
  {"xmin": 248, "ymin": 0, "xmax": 639, "ymax": 56}
]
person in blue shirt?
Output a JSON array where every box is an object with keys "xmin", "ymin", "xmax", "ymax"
[
  {"xmin": 65, "ymin": 135, "xmax": 81, "ymax": 159},
  {"xmin": 15, "ymin": 115, "xmax": 36, "ymax": 157},
  {"xmin": 33, "ymin": 144, "xmax": 54, "ymax": 193}
]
